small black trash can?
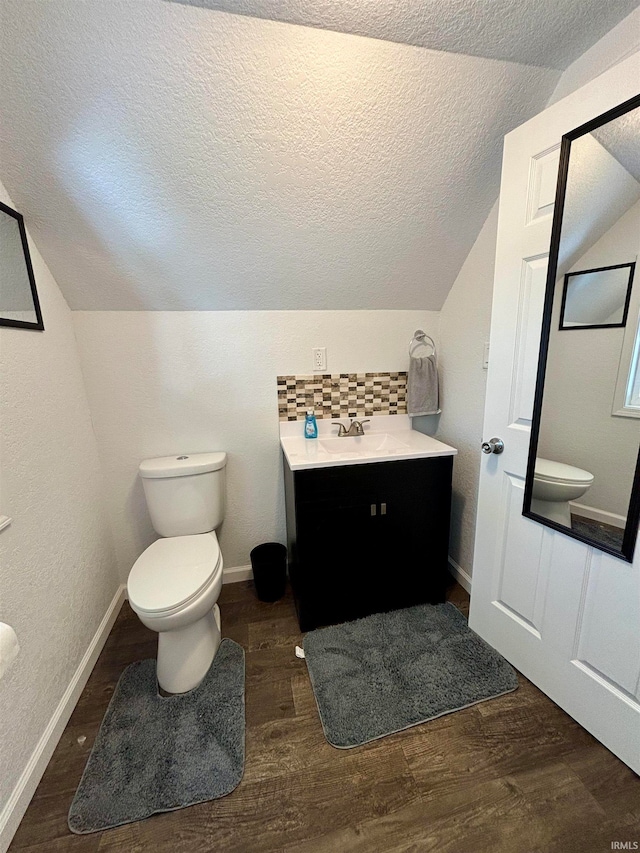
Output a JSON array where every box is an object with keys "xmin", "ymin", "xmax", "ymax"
[{"xmin": 250, "ymin": 542, "xmax": 287, "ymax": 602}]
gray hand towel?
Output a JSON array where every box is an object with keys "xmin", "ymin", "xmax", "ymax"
[{"xmin": 407, "ymin": 354, "xmax": 439, "ymax": 417}]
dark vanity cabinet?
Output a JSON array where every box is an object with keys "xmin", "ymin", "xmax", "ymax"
[{"xmin": 283, "ymin": 455, "xmax": 453, "ymax": 631}]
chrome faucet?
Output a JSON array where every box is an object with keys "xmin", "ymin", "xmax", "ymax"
[{"xmin": 331, "ymin": 418, "xmax": 371, "ymax": 437}]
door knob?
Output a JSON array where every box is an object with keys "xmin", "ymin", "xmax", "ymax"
[{"xmin": 481, "ymin": 437, "xmax": 504, "ymax": 455}]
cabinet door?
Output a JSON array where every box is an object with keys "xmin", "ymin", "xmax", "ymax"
[
  {"xmin": 294, "ymin": 464, "xmax": 381, "ymax": 626},
  {"xmin": 374, "ymin": 456, "xmax": 453, "ymax": 609},
  {"xmin": 295, "ymin": 499, "xmax": 375, "ymax": 627}
]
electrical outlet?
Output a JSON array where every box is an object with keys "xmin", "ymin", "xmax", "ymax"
[{"xmin": 313, "ymin": 347, "xmax": 327, "ymax": 372}]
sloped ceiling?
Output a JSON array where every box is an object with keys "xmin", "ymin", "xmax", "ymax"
[
  {"xmin": 592, "ymin": 106, "xmax": 640, "ymax": 182},
  {"xmin": 169, "ymin": 0, "xmax": 640, "ymax": 70},
  {"xmin": 0, "ymin": 1, "xmax": 631, "ymax": 310}
]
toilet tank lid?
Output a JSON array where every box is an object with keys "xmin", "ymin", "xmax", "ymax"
[
  {"xmin": 534, "ymin": 458, "xmax": 593, "ymax": 484},
  {"xmin": 139, "ymin": 452, "xmax": 227, "ymax": 479}
]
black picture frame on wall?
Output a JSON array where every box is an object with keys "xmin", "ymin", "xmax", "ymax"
[
  {"xmin": 522, "ymin": 92, "xmax": 640, "ymax": 564},
  {"xmin": 0, "ymin": 199, "xmax": 44, "ymax": 331},
  {"xmin": 559, "ymin": 261, "xmax": 635, "ymax": 331}
]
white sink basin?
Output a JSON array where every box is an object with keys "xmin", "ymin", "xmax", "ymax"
[
  {"xmin": 319, "ymin": 433, "xmax": 410, "ymax": 454},
  {"xmin": 279, "ymin": 416, "xmax": 457, "ymax": 471}
]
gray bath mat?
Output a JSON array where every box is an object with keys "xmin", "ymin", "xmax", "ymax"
[
  {"xmin": 68, "ymin": 638, "xmax": 245, "ymax": 834},
  {"xmin": 303, "ymin": 602, "xmax": 518, "ymax": 748}
]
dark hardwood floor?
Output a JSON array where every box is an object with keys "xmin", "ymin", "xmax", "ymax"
[{"xmin": 8, "ymin": 580, "xmax": 640, "ymax": 853}]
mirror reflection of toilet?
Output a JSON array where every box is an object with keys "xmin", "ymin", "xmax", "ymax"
[
  {"xmin": 531, "ymin": 458, "xmax": 594, "ymax": 528},
  {"xmin": 127, "ymin": 452, "xmax": 227, "ymax": 694}
]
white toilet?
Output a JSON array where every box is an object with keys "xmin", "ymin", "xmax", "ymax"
[
  {"xmin": 531, "ymin": 457, "xmax": 594, "ymax": 528},
  {"xmin": 127, "ymin": 452, "xmax": 227, "ymax": 694}
]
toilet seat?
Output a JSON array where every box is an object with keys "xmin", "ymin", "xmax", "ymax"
[
  {"xmin": 128, "ymin": 533, "xmax": 222, "ymax": 617},
  {"xmin": 534, "ymin": 458, "xmax": 594, "ymax": 486}
]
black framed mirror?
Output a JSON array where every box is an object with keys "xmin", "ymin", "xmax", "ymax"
[
  {"xmin": 0, "ymin": 199, "xmax": 44, "ymax": 330},
  {"xmin": 559, "ymin": 262, "xmax": 635, "ymax": 330},
  {"xmin": 523, "ymin": 93, "xmax": 640, "ymax": 563}
]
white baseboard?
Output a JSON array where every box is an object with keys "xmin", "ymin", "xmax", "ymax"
[
  {"xmin": 570, "ymin": 502, "xmax": 626, "ymax": 529},
  {"xmin": 222, "ymin": 564, "xmax": 253, "ymax": 584},
  {"xmin": 0, "ymin": 584, "xmax": 126, "ymax": 853},
  {"xmin": 448, "ymin": 556, "xmax": 472, "ymax": 594},
  {"xmin": 118, "ymin": 564, "xmax": 252, "ymax": 593},
  {"xmin": 120, "ymin": 563, "xmax": 253, "ymax": 591}
]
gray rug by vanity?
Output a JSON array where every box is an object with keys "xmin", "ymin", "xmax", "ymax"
[
  {"xmin": 303, "ymin": 603, "xmax": 518, "ymax": 748},
  {"xmin": 68, "ymin": 639, "xmax": 245, "ymax": 834}
]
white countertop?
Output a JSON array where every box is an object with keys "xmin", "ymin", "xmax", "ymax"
[{"xmin": 280, "ymin": 415, "xmax": 457, "ymax": 471}]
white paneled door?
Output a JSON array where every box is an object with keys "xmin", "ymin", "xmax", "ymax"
[{"xmin": 469, "ymin": 54, "xmax": 640, "ymax": 773}]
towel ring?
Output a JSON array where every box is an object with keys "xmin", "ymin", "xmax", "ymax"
[{"xmin": 409, "ymin": 329, "xmax": 437, "ymax": 362}]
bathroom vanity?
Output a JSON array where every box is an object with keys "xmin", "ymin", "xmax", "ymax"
[{"xmin": 280, "ymin": 418, "xmax": 456, "ymax": 631}]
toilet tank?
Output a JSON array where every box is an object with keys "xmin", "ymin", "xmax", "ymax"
[{"xmin": 139, "ymin": 452, "xmax": 227, "ymax": 538}]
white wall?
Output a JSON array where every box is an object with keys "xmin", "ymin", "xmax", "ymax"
[
  {"xmin": 72, "ymin": 310, "xmax": 438, "ymax": 580},
  {"xmin": 547, "ymin": 6, "xmax": 640, "ymax": 106},
  {"xmin": 557, "ymin": 135, "xmax": 640, "ymax": 280},
  {"xmin": 0, "ymin": 182, "xmax": 119, "ymax": 852},
  {"xmin": 434, "ymin": 13, "xmax": 640, "ymax": 578},
  {"xmin": 434, "ymin": 203, "xmax": 498, "ymax": 580},
  {"xmin": 538, "ymin": 199, "xmax": 640, "ymax": 517}
]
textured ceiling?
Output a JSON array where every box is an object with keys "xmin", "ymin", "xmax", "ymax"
[
  {"xmin": 168, "ymin": 0, "xmax": 639, "ymax": 70},
  {"xmin": 558, "ymin": 134, "xmax": 640, "ymax": 279},
  {"xmin": 0, "ymin": 0, "xmax": 563, "ymax": 311},
  {"xmin": 592, "ymin": 105, "xmax": 640, "ymax": 183}
]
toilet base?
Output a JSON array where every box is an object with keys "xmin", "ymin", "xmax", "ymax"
[
  {"xmin": 531, "ymin": 497, "xmax": 572, "ymax": 528},
  {"xmin": 157, "ymin": 604, "xmax": 221, "ymax": 694}
]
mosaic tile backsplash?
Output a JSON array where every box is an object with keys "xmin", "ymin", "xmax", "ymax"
[{"xmin": 277, "ymin": 373, "xmax": 408, "ymax": 421}]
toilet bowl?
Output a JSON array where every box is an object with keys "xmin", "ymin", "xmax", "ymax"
[
  {"xmin": 128, "ymin": 533, "xmax": 223, "ymax": 693},
  {"xmin": 531, "ymin": 458, "xmax": 594, "ymax": 528},
  {"xmin": 127, "ymin": 451, "xmax": 227, "ymax": 694}
]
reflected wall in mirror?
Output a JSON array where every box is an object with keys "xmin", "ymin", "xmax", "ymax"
[
  {"xmin": 524, "ymin": 94, "xmax": 640, "ymax": 562},
  {"xmin": 0, "ymin": 200, "xmax": 44, "ymax": 330},
  {"xmin": 559, "ymin": 262, "xmax": 635, "ymax": 329}
]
